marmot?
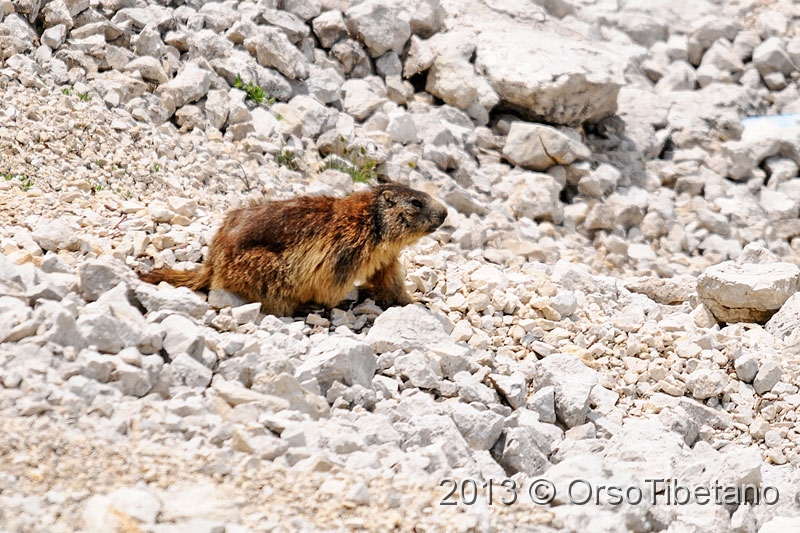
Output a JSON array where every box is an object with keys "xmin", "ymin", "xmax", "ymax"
[{"xmin": 139, "ymin": 184, "xmax": 448, "ymax": 316}]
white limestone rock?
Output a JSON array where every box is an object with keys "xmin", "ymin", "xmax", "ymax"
[
  {"xmin": 344, "ymin": 0, "xmax": 411, "ymax": 58},
  {"xmin": 685, "ymin": 368, "xmax": 728, "ymax": 400},
  {"xmin": 31, "ymin": 218, "xmax": 79, "ymax": 252},
  {"xmin": 77, "ymin": 257, "xmax": 138, "ymax": 303},
  {"xmin": 445, "ymin": 401, "xmax": 504, "ymax": 450},
  {"xmin": 502, "ymin": 122, "xmax": 591, "ymax": 171},
  {"xmin": 76, "ymin": 311, "xmax": 141, "ymax": 355},
  {"xmin": 506, "ymin": 171, "xmax": 564, "ymax": 224},
  {"xmin": 155, "ymin": 62, "xmax": 211, "ymax": 110},
  {"xmin": 393, "ymin": 350, "xmax": 442, "ymax": 389},
  {"xmin": 365, "ymin": 304, "xmax": 468, "ymax": 357},
  {"xmin": 341, "ymin": 78, "xmax": 385, "ymax": 121},
  {"xmin": 244, "ymin": 26, "xmax": 309, "ymax": 80},
  {"xmin": 697, "ymin": 261, "xmax": 800, "ymax": 324},
  {"xmin": 169, "ymin": 353, "xmax": 212, "ymax": 388},
  {"xmin": 753, "ymin": 37, "xmax": 795, "ymax": 77},
  {"xmin": 764, "ymin": 293, "xmax": 800, "ymax": 342},
  {"xmin": 475, "ymin": 29, "xmax": 625, "ymax": 125},
  {"xmin": 312, "ymin": 9, "xmax": 348, "ymax": 49},
  {"xmin": 295, "ymin": 337, "xmax": 376, "ymax": 394},
  {"xmin": 534, "ymin": 353, "xmax": 598, "ymax": 428},
  {"xmin": 753, "ymin": 360, "xmax": 783, "ymax": 395},
  {"xmin": 159, "ymin": 314, "xmax": 205, "ymax": 361}
]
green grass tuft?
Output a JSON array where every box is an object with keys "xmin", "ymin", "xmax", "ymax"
[
  {"xmin": 276, "ymin": 149, "xmax": 300, "ymax": 170},
  {"xmin": 321, "ymin": 157, "xmax": 378, "ymax": 183},
  {"xmin": 234, "ymin": 74, "xmax": 275, "ymax": 105}
]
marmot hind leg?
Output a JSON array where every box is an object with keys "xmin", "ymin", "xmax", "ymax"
[{"xmin": 363, "ymin": 258, "xmax": 413, "ymax": 308}]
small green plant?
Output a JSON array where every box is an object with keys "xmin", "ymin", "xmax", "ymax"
[
  {"xmin": 153, "ymin": 162, "xmax": 161, "ymax": 172},
  {"xmin": 61, "ymin": 86, "xmax": 72, "ymax": 96},
  {"xmin": 91, "ymin": 181, "xmax": 104, "ymax": 193},
  {"xmin": 355, "ymin": 159, "xmax": 378, "ymax": 183},
  {"xmin": 276, "ymin": 149, "xmax": 300, "ymax": 170},
  {"xmin": 322, "ymin": 157, "xmax": 378, "ymax": 184},
  {"xmin": 95, "ymin": 159, "xmax": 105, "ymax": 167},
  {"xmin": 275, "ymin": 113, "xmax": 283, "ymax": 121},
  {"xmin": 234, "ymin": 74, "xmax": 275, "ymax": 105},
  {"xmin": 0, "ymin": 172, "xmax": 32, "ymax": 189},
  {"xmin": 323, "ymin": 142, "xmax": 381, "ymax": 183},
  {"xmin": 77, "ymin": 92, "xmax": 89, "ymax": 101}
]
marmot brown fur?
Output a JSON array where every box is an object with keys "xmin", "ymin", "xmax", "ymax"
[{"xmin": 138, "ymin": 184, "xmax": 448, "ymax": 316}]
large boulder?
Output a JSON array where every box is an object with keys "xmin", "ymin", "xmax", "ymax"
[
  {"xmin": 475, "ymin": 29, "xmax": 626, "ymax": 125},
  {"xmin": 698, "ymin": 261, "xmax": 800, "ymax": 324}
]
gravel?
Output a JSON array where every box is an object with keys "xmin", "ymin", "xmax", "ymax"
[{"xmin": 2, "ymin": 0, "xmax": 800, "ymax": 531}]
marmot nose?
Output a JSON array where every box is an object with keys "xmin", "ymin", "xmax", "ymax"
[{"xmin": 434, "ymin": 204, "xmax": 448, "ymax": 227}]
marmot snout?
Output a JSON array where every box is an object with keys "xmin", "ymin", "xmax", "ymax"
[{"xmin": 139, "ymin": 184, "xmax": 448, "ymax": 316}]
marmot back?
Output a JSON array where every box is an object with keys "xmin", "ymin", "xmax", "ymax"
[{"xmin": 139, "ymin": 184, "xmax": 448, "ymax": 316}]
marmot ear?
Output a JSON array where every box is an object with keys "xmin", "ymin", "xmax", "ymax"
[{"xmin": 382, "ymin": 189, "xmax": 397, "ymax": 206}]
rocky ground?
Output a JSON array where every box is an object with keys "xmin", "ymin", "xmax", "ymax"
[{"xmin": 2, "ymin": 0, "xmax": 800, "ymax": 531}]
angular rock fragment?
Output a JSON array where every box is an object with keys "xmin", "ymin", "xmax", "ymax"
[
  {"xmin": 365, "ymin": 304, "xmax": 468, "ymax": 357},
  {"xmin": 344, "ymin": 0, "xmax": 410, "ymax": 58},
  {"xmin": 534, "ymin": 353, "xmax": 598, "ymax": 428},
  {"xmin": 169, "ymin": 353, "xmax": 212, "ymax": 388},
  {"xmin": 155, "ymin": 62, "xmax": 211, "ymax": 109},
  {"xmin": 244, "ymin": 26, "xmax": 309, "ymax": 80},
  {"xmin": 295, "ymin": 337, "xmax": 376, "ymax": 394},
  {"xmin": 698, "ymin": 261, "xmax": 800, "ymax": 324},
  {"xmin": 502, "ymin": 122, "xmax": 591, "ymax": 171}
]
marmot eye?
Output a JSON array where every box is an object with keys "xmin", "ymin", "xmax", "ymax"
[{"xmin": 410, "ymin": 198, "xmax": 424, "ymax": 209}]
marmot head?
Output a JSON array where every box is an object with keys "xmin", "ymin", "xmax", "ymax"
[{"xmin": 374, "ymin": 184, "xmax": 448, "ymax": 244}]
